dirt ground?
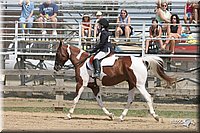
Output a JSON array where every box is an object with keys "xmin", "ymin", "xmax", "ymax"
[
  {"xmin": 2, "ymin": 98, "xmax": 199, "ymax": 132},
  {"xmin": 3, "ymin": 112, "xmax": 199, "ymax": 132}
]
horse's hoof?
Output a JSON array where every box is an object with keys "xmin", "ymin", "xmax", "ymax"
[
  {"xmin": 108, "ymin": 113, "xmax": 114, "ymax": 120},
  {"xmin": 154, "ymin": 116, "xmax": 160, "ymax": 122},
  {"xmin": 119, "ymin": 115, "xmax": 124, "ymax": 122},
  {"xmin": 66, "ymin": 113, "xmax": 72, "ymax": 120}
]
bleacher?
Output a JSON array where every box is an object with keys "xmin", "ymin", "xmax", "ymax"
[{"xmin": 0, "ymin": 0, "xmax": 199, "ymax": 64}]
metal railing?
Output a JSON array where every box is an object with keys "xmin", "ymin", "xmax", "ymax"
[{"xmin": 1, "ymin": 21, "xmax": 199, "ymax": 58}]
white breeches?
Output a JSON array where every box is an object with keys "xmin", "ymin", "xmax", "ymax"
[{"xmin": 94, "ymin": 48, "xmax": 110, "ymax": 60}]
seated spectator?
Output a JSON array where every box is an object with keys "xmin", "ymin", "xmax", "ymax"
[
  {"xmin": 156, "ymin": 2, "xmax": 171, "ymax": 32},
  {"xmin": 36, "ymin": 0, "xmax": 58, "ymax": 35},
  {"xmin": 93, "ymin": 11, "xmax": 103, "ymax": 40},
  {"xmin": 145, "ymin": 19, "xmax": 164, "ymax": 54},
  {"xmin": 18, "ymin": 0, "xmax": 34, "ymax": 35},
  {"xmin": 81, "ymin": 13, "xmax": 92, "ymax": 40},
  {"xmin": 183, "ymin": 0, "xmax": 194, "ymax": 33},
  {"xmin": 115, "ymin": 9, "xmax": 133, "ymax": 42},
  {"xmin": 154, "ymin": 0, "xmax": 169, "ymax": 13},
  {"xmin": 163, "ymin": 14, "xmax": 182, "ymax": 54}
]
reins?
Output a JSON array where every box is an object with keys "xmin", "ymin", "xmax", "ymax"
[{"xmin": 63, "ymin": 53, "xmax": 92, "ymax": 70}]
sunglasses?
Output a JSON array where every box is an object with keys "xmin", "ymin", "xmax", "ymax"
[
  {"xmin": 121, "ymin": 12, "xmax": 126, "ymax": 14},
  {"xmin": 162, "ymin": 4, "xmax": 167, "ymax": 7}
]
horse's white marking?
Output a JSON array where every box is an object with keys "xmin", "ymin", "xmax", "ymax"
[
  {"xmin": 130, "ymin": 56, "xmax": 147, "ymax": 85},
  {"xmin": 67, "ymin": 44, "xmax": 71, "ymax": 58},
  {"xmin": 80, "ymin": 62, "xmax": 90, "ymax": 86},
  {"xmin": 76, "ymin": 50, "xmax": 85, "ymax": 60},
  {"xmin": 75, "ymin": 86, "xmax": 84, "ymax": 102},
  {"xmin": 130, "ymin": 56, "xmax": 158, "ymax": 118}
]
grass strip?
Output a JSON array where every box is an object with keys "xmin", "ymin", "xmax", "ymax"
[{"xmin": 3, "ymin": 107, "xmax": 198, "ymax": 118}]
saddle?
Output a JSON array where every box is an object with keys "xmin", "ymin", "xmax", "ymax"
[
  {"xmin": 89, "ymin": 52, "xmax": 114, "ymax": 65},
  {"xmin": 87, "ymin": 52, "xmax": 118, "ymax": 70}
]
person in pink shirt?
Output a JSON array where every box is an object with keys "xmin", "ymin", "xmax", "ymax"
[{"xmin": 183, "ymin": 0, "xmax": 194, "ymax": 33}]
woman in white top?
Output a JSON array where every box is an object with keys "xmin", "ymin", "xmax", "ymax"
[
  {"xmin": 115, "ymin": 9, "xmax": 133, "ymax": 41},
  {"xmin": 156, "ymin": 2, "xmax": 171, "ymax": 32}
]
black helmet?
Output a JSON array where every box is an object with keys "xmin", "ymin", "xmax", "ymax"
[{"xmin": 98, "ymin": 18, "xmax": 109, "ymax": 28}]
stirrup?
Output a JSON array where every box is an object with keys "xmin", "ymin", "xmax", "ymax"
[{"xmin": 93, "ymin": 72, "xmax": 100, "ymax": 78}]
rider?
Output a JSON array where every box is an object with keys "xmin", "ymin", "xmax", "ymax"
[{"xmin": 90, "ymin": 18, "xmax": 114, "ymax": 78}]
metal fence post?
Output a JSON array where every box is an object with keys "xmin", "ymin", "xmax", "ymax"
[
  {"xmin": 141, "ymin": 22, "xmax": 146, "ymax": 57},
  {"xmin": 78, "ymin": 22, "xmax": 82, "ymax": 49},
  {"xmin": 14, "ymin": 21, "xmax": 18, "ymax": 59}
]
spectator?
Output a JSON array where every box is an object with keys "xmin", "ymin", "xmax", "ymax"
[
  {"xmin": 155, "ymin": 0, "xmax": 169, "ymax": 12},
  {"xmin": 18, "ymin": 0, "xmax": 34, "ymax": 35},
  {"xmin": 192, "ymin": 1, "xmax": 199, "ymax": 24},
  {"xmin": 163, "ymin": 14, "xmax": 182, "ymax": 54},
  {"xmin": 36, "ymin": 0, "xmax": 58, "ymax": 35},
  {"xmin": 145, "ymin": 19, "xmax": 164, "ymax": 54},
  {"xmin": 81, "ymin": 13, "xmax": 92, "ymax": 40},
  {"xmin": 115, "ymin": 9, "xmax": 133, "ymax": 42},
  {"xmin": 183, "ymin": 0, "xmax": 194, "ymax": 33},
  {"xmin": 156, "ymin": 2, "xmax": 171, "ymax": 32},
  {"xmin": 93, "ymin": 11, "xmax": 103, "ymax": 40}
]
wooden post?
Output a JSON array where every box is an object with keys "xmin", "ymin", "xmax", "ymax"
[
  {"xmin": 54, "ymin": 75, "xmax": 64, "ymax": 111},
  {"xmin": 19, "ymin": 56, "xmax": 25, "ymax": 86}
]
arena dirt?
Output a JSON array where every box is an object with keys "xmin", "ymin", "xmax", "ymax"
[{"xmin": 2, "ymin": 98, "xmax": 199, "ymax": 132}]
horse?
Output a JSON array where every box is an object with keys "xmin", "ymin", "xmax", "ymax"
[{"xmin": 54, "ymin": 40, "xmax": 175, "ymax": 121}]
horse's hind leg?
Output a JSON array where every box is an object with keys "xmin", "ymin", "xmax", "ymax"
[
  {"xmin": 137, "ymin": 84, "xmax": 159, "ymax": 121},
  {"xmin": 119, "ymin": 88, "xmax": 134, "ymax": 121},
  {"xmin": 88, "ymin": 82, "xmax": 114, "ymax": 120}
]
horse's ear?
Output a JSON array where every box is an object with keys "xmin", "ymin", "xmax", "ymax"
[{"xmin": 58, "ymin": 40, "xmax": 63, "ymax": 48}]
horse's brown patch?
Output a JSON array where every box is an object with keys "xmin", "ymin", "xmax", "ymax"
[{"xmin": 101, "ymin": 56, "xmax": 136, "ymax": 89}]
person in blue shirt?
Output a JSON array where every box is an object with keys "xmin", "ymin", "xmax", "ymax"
[
  {"xmin": 18, "ymin": 0, "xmax": 34, "ymax": 35},
  {"xmin": 36, "ymin": 0, "xmax": 58, "ymax": 35}
]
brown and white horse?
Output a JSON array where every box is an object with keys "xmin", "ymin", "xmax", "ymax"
[{"xmin": 54, "ymin": 41, "xmax": 175, "ymax": 121}]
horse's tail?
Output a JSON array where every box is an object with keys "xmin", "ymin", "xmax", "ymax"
[{"xmin": 142, "ymin": 56, "xmax": 175, "ymax": 86}]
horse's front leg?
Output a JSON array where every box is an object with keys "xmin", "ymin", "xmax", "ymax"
[
  {"xmin": 87, "ymin": 82, "xmax": 114, "ymax": 120},
  {"xmin": 66, "ymin": 82, "xmax": 84, "ymax": 119}
]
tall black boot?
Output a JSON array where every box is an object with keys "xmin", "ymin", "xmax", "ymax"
[{"xmin": 92, "ymin": 59, "xmax": 101, "ymax": 78}]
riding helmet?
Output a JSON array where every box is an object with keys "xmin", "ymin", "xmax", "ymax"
[{"xmin": 98, "ymin": 18, "xmax": 109, "ymax": 28}]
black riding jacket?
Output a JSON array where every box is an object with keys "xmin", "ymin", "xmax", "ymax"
[{"xmin": 93, "ymin": 28, "xmax": 114, "ymax": 52}]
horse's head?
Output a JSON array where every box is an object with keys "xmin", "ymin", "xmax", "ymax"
[{"xmin": 54, "ymin": 40, "xmax": 70, "ymax": 71}]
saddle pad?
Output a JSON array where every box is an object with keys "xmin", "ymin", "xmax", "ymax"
[
  {"xmin": 101, "ymin": 54, "xmax": 118, "ymax": 66},
  {"xmin": 86, "ymin": 54, "xmax": 118, "ymax": 70}
]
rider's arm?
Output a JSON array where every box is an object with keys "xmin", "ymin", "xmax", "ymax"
[{"xmin": 92, "ymin": 31, "xmax": 107, "ymax": 52}]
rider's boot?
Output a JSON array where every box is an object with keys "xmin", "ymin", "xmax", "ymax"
[{"xmin": 93, "ymin": 59, "xmax": 101, "ymax": 78}]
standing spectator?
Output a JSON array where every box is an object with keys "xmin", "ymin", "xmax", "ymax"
[
  {"xmin": 192, "ymin": 1, "xmax": 199, "ymax": 24},
  {"xmin": 163, "ymin": 14, "xmax": 182, "ymax": 54},
  {"xmin": 36, "ymin": 0, "xmax": 58, "ymax": 35},
  {"xmin": 115, "ymin": 9, "xmax": 133, "ymax": 42},
  {"xmin": 183, "ymin": 0, "xmax": 194, "ymax": 33},
  {"xmin": 18, "ymin": 0, "xmax": 34, "ymax": 35},
  {"xmin": 81, "ymin": 13, "xmax": 92, "ymax": 40},
  {"xmin": 156, "ymin": 2, "xmax": 171, "ymax": 32},
  {"xmin": 145, "ymin": 19, "xmax": 164, "ymax": 54},
  {"xmin": 93, "ymin": 11, "xmax": 103, "ymax": 40}
]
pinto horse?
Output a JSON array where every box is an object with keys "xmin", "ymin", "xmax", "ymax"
[{"xmin": 54, "ymin": 40, "xmax": 175, "ymax": 121}]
